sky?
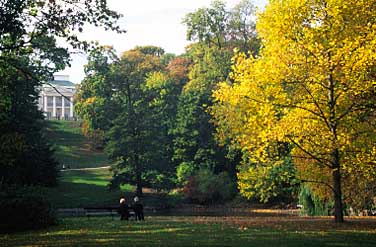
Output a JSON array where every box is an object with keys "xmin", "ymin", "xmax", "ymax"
[{"xmin": 61, "ymin": 0, "xmax": 268, "ymax": 84}]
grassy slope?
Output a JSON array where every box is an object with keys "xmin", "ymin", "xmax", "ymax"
[
  {"xmin": 44, "ymin": 167, "xmax": 176, "ymax": 209},
  {"xmin": 46, "ymin": 120, "xmax": 108, "ymax": 169},
  {"xmin": 44, "ymin": 168, "xmax": 133, "ymax": 208},
  {"xmin": 2, "ymin": 217, "xmax": 376, "ymax": 246},
  {"xmin": 44, "ymin": 121, "xmax": 173, "ymax": 209},
  {"xmin": 44, "ymin": 121, "xmax": 130, "ymax": 208}
]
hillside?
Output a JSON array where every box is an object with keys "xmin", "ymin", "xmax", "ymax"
[
  {"xmin": 44, "ymin": 120, "xmax": 177, "ymax": 209},
  {"xmin": 46, "ymin": 120, "xmax": 108, "ymax": 169}
]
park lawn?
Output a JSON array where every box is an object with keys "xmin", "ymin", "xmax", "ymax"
[
  {"xmin": 43, "ymin": 167, "xmax": 177, "ymax": 209},
  {"xmin": 2, "ymin": 216, "xmax": 376, "ymax": 247},
  {"xmin": 43, "ymin": 168, "xmax": 133, "ymax": 208},
  {"xmin": 46, "ymin": 120, "xmax": 108, "ymax": 169}
]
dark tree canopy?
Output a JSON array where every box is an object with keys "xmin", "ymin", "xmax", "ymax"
[{"xmin": 0, "ymin": 0, "xmax": 124, "ymax": 188}]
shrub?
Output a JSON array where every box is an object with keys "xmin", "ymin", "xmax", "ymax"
[
  {"xmin": 88, "ymin": 129, "xmax": 105, "ymax": 150},
  {"xmin": 299, "ymin": 186, "xmax": 332, "ymax": 216},
  {"xmin": 183, "ymin": 168, "xmax": 237, "ymax": 204},
  {"xmin": 0, "ymin": 188, "xmax": 57, "ymax": 233},
  {"xmin": 142, "ymin": 171, "xmax": 176, "ymax": 192},
  {"xmin": 176, "ymin": 162, "xmax": 197, "ymax": 185}
]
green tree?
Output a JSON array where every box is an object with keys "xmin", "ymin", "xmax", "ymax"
[
  {"xmin": 174, "ymin": 0, "xmax": 259, "ymax": 186},
  {"xmin": 183, "ymin": 0, "xmax": 259, "ymax": 53},
  {"xmin": 227, "ymin": 0, "xmax": 260, "ymax": 54},
  {"xmin": 75, "ymin": 46, "xmax": 118, "ymax": 147},
  {"xmin": 172, "ymin": 45, "xmax": 234, "ymax": 181},
  {"xmin": 183, "ymin": 0, "xmax": 228, "ymax": 49},
  {"xmin": 0, "ymin": 55, "xmax": 58, "ymax": 186},
  {"xmin": 143, "ymin": 71, "xmax": 183, "ymax": 190},
  {"xmin": 106, "ymin": 46, "xmax": 166, "ymax": 196},
  {"xmin": 0, "ymin": 0, "xmax": 123, "ymax": 187}
]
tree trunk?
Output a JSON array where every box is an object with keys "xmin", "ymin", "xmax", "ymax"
[
  {"xmin": 135, "ymin": 172, "xmax": 143, "ymax": 197},
  {"xmin": 327, "ymin": 72, "xmax": 344, "ymax": 223},
  {"xmin": 332, "ymin": 149, "xmax": 344, "ymax": 223},
  {"xmin": 135, "ymin": 154, "xmax": 143, "ymax": 197},
  {"xmin": 126, "ymin": 82, "xmax": 143, "ymax": 197}
]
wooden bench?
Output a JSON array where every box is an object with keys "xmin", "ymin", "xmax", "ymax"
[{"xmin": 84, "ymin": 206, "xmax": 135, "ymax": 220}]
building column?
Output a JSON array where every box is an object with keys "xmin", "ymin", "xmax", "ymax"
[
  {"xmin": 44, "ymin": 95, "xmax": 47, "ymax": 113},
  {"xmin": 52, "ymin": 96, "xmax": 56, "ymax": 118},
  {"xmin": 62, "ymin": 96, "xmax": 65, "ymax": 119},
  {"xmin": 70, "ymin": 97, "xmax": 74, "ymax": 118}
]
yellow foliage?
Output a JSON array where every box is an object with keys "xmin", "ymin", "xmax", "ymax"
[{"xmin": 211, "ymin": 0, "xmax": 376, "ymax": 206}]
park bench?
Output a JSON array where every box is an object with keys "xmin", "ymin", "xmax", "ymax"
[{"xmin": 84, "ymin": 206, "xmax": 135, "ymax": 220}]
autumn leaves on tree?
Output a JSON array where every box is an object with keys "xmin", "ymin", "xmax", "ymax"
[{"xmin": 211, "ymin": 0, "xmax": 376, "ymax": 222}]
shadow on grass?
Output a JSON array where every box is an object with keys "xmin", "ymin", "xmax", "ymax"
[
  {"xmin": 2, "ymin": 217, "xmax": 376, "ymax": 247},
  {"xmin": 44, "ymin": 169, "xmax": 130, "ymax": 208},
  {"xmin": 44, "ymin": 182, "xmax": 124, "ymax": 208},
  {"xmin": 46, "ymin": 120, "xmax": 108, "ymax": 169}
]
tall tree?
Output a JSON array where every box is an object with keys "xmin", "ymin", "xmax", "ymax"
[
  {"xmin": 227, "ymin": 0, "xmax": 260, "ymax": 54},
  {"xmin": 183, "ymin": 0, "xmax": 260, "ymax": 53},
  {"xmin": 0, "ymin": 0, "xmax": 123, "ymax": 187},
  {"xmin": 183, "ymin": 0, "xmax": 228, "ymax": 49},
  {"xmin": 75, "ymin": 46, "xmax": 118, "ymax": 143},
  {"xmin": 211, "ymin": 0, "xmax": 376, "ymax": 222},
  {"xmin": 143, "ymin": 70, "xmax": 184, "ymax": 190},
  {"xmin": 174, "ymin": 0, "xmax": 259, "ymax": 185},
  {"xmin": 0, "ymin": 54, "xmax": 58, "ymax": 186},
  {"xmin": 172, "ymin": 44, "xmax": 234, "ymax": 181},
  {"xmin": 106, "ymin": 46, "xmax": 165, "ymax": 196}
]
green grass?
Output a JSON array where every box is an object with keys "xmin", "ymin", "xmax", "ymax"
[
  {"xmin": 44, "ymin": 168, "xmax": 179, "ymax": 209},
  {"xmin": 46, "ymin": 120, "xmax": 108, "ymax": 169},
  {"xmin": 2, "ymin": 217, "xmax": 376, "ymax": 246},
  {"xmin": 43, "ymin": 168, "xmax": 133, "ymax": 208}
]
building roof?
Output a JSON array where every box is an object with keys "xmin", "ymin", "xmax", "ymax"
[{"xmin": 48, "ymin": 80, "xmax": 75, "ymax": 87}]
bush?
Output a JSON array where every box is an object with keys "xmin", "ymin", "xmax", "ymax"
[
  {"xmin": 142, "ymin": 171, "xmax": 176, "ymax": 192},
  {"xmin": 299, "ymin": 186, "xmax": 332, "ymax": 216},
  {"xmin": 88, "ymin": 129, "xmax": 105, "ymax": 150},
  {"xmin": 0, "ymin": 188, "xmax": 57, "ymax": 233},
  {"xmin": 183, "ymin": 168, "xmax": 237, "ymax": 204},
  {"xmin": 176, "ymin": 162, "xmax": 197, "ymax": 185}
]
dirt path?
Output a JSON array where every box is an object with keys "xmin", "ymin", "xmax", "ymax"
[{"xmin": 60, "ymin": 166, "xmax": 110, "ymax": 172}]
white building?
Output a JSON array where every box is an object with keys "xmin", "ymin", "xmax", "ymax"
[{"xmin": 38, "ymin": 75, "xmax": 76, "ymax": 120}]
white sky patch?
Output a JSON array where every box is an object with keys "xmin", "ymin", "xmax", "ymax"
[{"xmin": 62, "ymin": 0, "xmax": 268, "ymax": 84}]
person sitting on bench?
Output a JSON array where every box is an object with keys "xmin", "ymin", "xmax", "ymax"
[
  {"xmin": 118, "ymin": 197, "xmax": 129, "ymax": 220},
  {"xmin": 132, "ymin": 196, "xmax": 144, "ymax": 221}
]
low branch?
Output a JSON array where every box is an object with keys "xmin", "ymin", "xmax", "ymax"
[
  {"xmin": 298, "ymin": 178, "xmax": 335, "ymax": 193},
  {"xmin": 6, "ymin": 58, "xmax": 73, "ymax": 103},
  {"xmin": 288, "ymin": 136, "xmax": 332, "ymax": 168}
]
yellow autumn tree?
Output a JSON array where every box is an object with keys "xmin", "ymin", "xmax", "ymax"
[{"xmin": 211, "ymin": 0, "xmax": 376, "ymax": 222}]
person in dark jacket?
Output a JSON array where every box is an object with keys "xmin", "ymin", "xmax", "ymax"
[
  {"xmin": 118, "ymin": 197, "xmax": 129, "ymax": 220},
  {"xmin": 132, "ymin": 196, "xmax": 144, "ymax": 221}
]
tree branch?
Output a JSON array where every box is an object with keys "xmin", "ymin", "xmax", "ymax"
[
  {"xmin": 298, "ymin": 178, "xmax": 335, "ymax": 193},
  {"xmin": 6, "ymin": 58, "xmax": 73, "ymax": 103},
  {"xmin": 287, "ymin": 136, "xmax": 332, "ymax": 168}
]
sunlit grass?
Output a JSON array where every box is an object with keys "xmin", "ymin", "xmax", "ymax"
[
  {"xmin": 46, "ymin": 120, "xmax": 109, "ymax": 169},
  {"xmin": 61, "ymin": 169, "xmax": 112, "ymax": 186},
  {"xmin": 2, "ymin": 217, "xmax": 376, "ymax": 247},
  {"xmin": 43, "ymin": 168, "xmax": 133, "ymax": 208}
]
